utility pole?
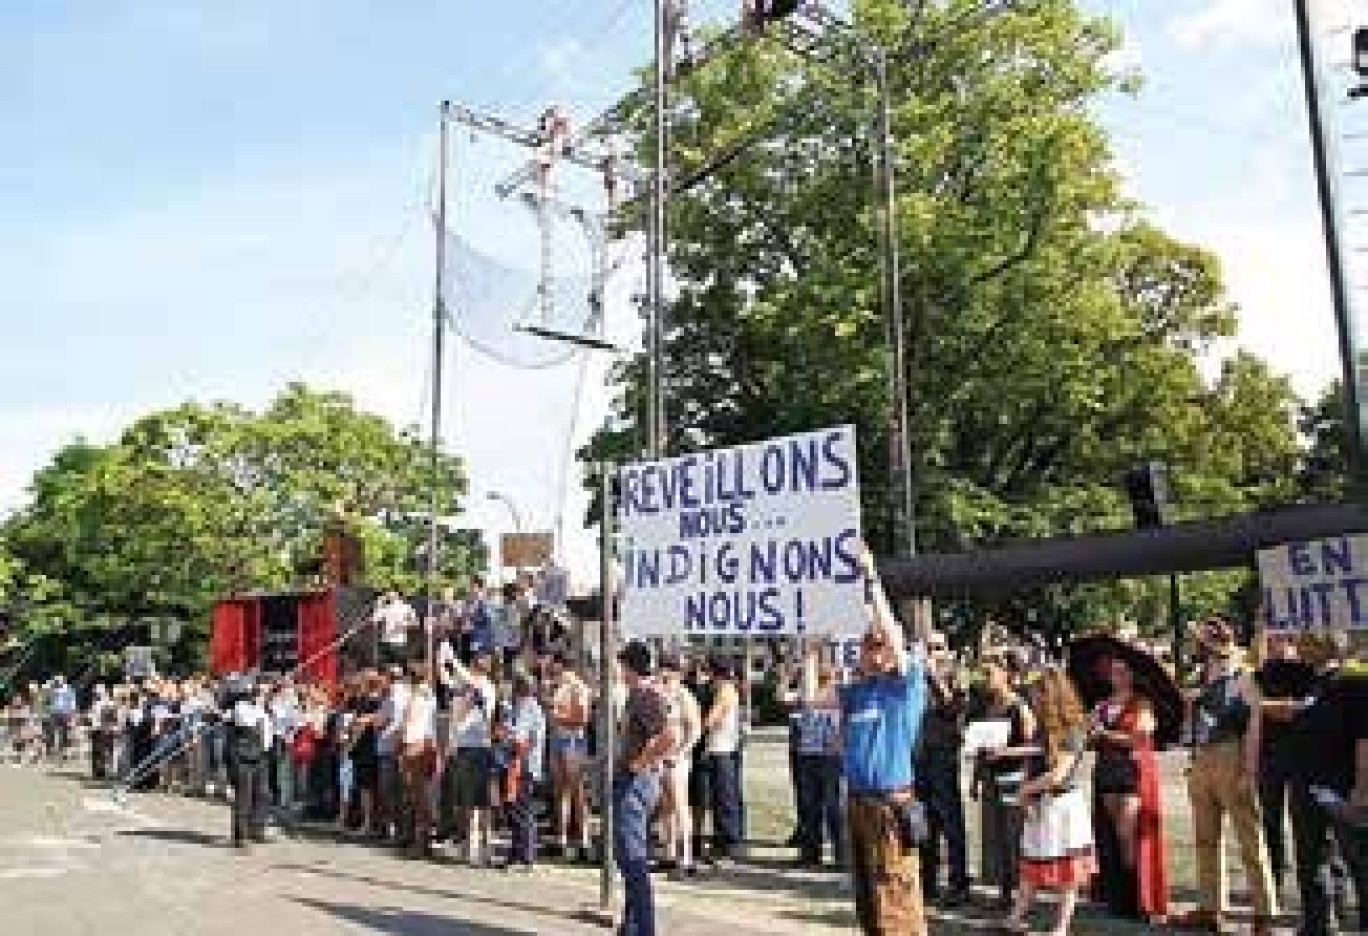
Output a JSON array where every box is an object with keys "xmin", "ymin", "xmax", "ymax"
[
  {"xmin": 1295, "ymin": 0, "xmax": 1368, "ymax": 497},
  {"xmin": 647, "ymin": 0, "xmax": 671, "ymax": 460},
  {"xmin": 426, "ymin": 101, "xmax": 450, "ymax": 675},
  {"xmin": 597, "ymin": 464, "xmax": 617, "ymax": 915},
  {"xmin": 872, "ymin": 48, "xmax": 916, "ymax": 559}
]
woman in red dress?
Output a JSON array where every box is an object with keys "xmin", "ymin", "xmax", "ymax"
[{"xmin": 1090, "ymin": 656, "xmax": 1168, "ymax": 923}]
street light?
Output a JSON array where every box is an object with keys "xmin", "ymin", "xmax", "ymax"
[{"xmin": 485, "ymin": 491, "xmax": 526, "ymax": 535}]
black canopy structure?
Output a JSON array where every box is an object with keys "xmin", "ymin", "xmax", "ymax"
[
  {"xmin": 879, "ymin": 502, "xmax": 1368, "ymax": 599},
  {"xmin": 560, "ymin": 502, "xmax": 1367, "ymax": 619}
]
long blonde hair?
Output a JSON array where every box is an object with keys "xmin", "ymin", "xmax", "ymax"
[{"xmin": 1030, "ymin": 668, "xmax": 1087, "ymax": 765}]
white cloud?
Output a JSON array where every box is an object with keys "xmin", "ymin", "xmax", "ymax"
[{"xmin": 1167, "ymin": 0, "xmax": 1290, "ymax": 52}]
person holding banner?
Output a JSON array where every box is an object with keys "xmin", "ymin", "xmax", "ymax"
[{"xmin": 839, "ymin": 544, "xmax": 929, "ymax": 936}]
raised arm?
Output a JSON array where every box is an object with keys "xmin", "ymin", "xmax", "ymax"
[{"xmin": 858, "ymin": 542, "xmax": 906, "ymax": 668}]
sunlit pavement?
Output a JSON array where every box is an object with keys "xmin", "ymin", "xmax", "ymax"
[{"xmin": 0, "ymin": 749, "xmax": 1304, "ymax": 935}]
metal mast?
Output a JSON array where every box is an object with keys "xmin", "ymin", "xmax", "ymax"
[{"xmin": 426, "ymin": 101, "xmax": 451, "ymax": 671}]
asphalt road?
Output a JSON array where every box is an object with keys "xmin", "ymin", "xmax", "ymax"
[
  {"xmin": 0, "ymin": 744, "xmax": 1304, "ymax": 935},
  {"xmin": 0, "ymin": 761, "xmax": 862, "ymax": 936}
]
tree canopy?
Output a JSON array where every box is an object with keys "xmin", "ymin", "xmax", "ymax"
[
  {"xmin": 1, "ymin": 384, "xmax": 484, "ymax": 675},
  {"xmin": 580, "ymin": 0, "xmax": 1313, "ymax": 636}
]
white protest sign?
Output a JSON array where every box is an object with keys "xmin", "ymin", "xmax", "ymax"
[
  {"xmin": 1258, "ymin": 534, "xmax": 1368, "ymax": 631},
  {"xmin": 617, "ymin": 425, "xmax": 863, "ymax": 637}
]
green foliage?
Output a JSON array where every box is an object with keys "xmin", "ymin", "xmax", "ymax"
[
  {"xmin": 2, "ymin": 384, "xmax": 486, "ymax": 670},
  {"xmin": 1298, "ymin": 380, "xmax": 1350, "ymax": 501},
  {"xmin": 582, "ymin": 0, "xmax": 1306, "ymax": 636}
]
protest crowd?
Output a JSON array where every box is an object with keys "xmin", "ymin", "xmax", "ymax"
[{"xmin": 4, "ymin": 559, "xmax": 1367, "ymax": 936}]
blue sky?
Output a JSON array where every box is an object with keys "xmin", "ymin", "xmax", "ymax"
[{"xmin": 0, "ymin": 0, "xmax": 1356, "ymax": 585}]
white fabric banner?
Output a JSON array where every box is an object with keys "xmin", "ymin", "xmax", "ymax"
[
  {"xmin": 1258, "ymin": 534, "xmax": 1368, "ymax": 631},
  {"xmin": 616, "ymin": 425, "xmax": 863, "ymax": 637}
]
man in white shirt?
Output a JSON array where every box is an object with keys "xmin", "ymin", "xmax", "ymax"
[
  {"xmin": 375, "ymin": 668, "xmax": 411, "ymax": 842},
  {"xmin": 372, "ymin": 591, "xmax": 418, "ymax": 669},
  {"xmin": 443, "ymin": 647, "xmax": 498, "ymax": 865}
]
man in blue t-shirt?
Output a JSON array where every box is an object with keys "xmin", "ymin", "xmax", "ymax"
[{"xmin": 839, "ymin": 544, "xmax": 928, "ymax": 936}]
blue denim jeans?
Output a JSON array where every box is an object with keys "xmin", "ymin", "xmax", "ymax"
[
  {"xmin": 614, "ymin": 770, "xmax": 662, "ymax": 936},
  {"xmin": 707, "ymin": 753, "xmax": 742, "ymax": 857}
]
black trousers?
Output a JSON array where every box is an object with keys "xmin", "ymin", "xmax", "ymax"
[
  {"xmin": 90, "ymin": 730, "xmax": 110, "ymax": 780},
  {"xmin": 795, "ymin": 753, "xmax": 844, "ymax": 864},
  {"xmin": 917, "ymin": 750, "xmax": 970, "ymax": 895},
  {"xmin": 1259, "ymin": 753, "xmax": 1295, "ymax": 886},
  {"xmin": 1290, "ymin": 783, "xmax": 1368, "ymax": 936},
  {"xmin": 231, "ymin": 759, "xmax": 267, "ymax": 845}
]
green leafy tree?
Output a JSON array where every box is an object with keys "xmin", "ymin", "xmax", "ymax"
[
  {"xmin": 3, "ymin": 385, "xmax": 486, "ymax": 668},
  {"xmin": 582, "ymin": 0, "xmax": 1303, "ymax": 636},
  {"xmin": 1298, "ymin": 380, "xmax": 1349, "ymax": 501}
]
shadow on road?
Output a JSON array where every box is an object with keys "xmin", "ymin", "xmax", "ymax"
[
  {"xmin": 290, "ymin": 897, "xmax": 545, "ymax": 936},
  {"xmin": 274, "ymin": 862, "xmax": 595, "ymax": 930},
  {"xmin": 117, "ymin": 828, "xmax": 225, "ymax": 848}
]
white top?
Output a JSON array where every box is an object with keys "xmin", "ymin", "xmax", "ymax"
[
  {"xmin": 512, "ymin": 696, "xmax": 547, "ymax": 781},
  {"xmin": 451, "ymin": 675, "xmax": 497, "ymax": 749},
  {"xmin": 705, "ymin": 685, "xmax": 741, "ymax": 755},
  {"xmin": 436, "ymin": 639, "xmax": 458, "ymax": 688},
  {"xmin": 269, "ymin": 697, "xmax": 301, "ymax": 740},
  {"xmin": 231, "ymin": 700, "xmax": 273, "ymax": 747},
  {"xmin": 374, "ymin": 599, "xmax": 417, "ymax": 646},
  {"xmin": 377, "ymin": 682, "xmax": 411, "ymax": 755},
  {"xmin": 402, "ymin": 690, "xmax": 438, "ymax": 744},
  {"xmin": 663, "ymin": 683, "xmax": 701, "ymax": 757}
]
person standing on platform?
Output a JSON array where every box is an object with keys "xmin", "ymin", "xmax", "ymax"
[
  {"xmin": 840, "ymin": 544, "xmax": 929, "ymax": 936},
  {"xmin": 373, "ymin": 591, "xmax": 418, "ymax": 670},
  {"xmin": 614, "ymin": 640, "xmax": 673, "ymax": 936}
]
